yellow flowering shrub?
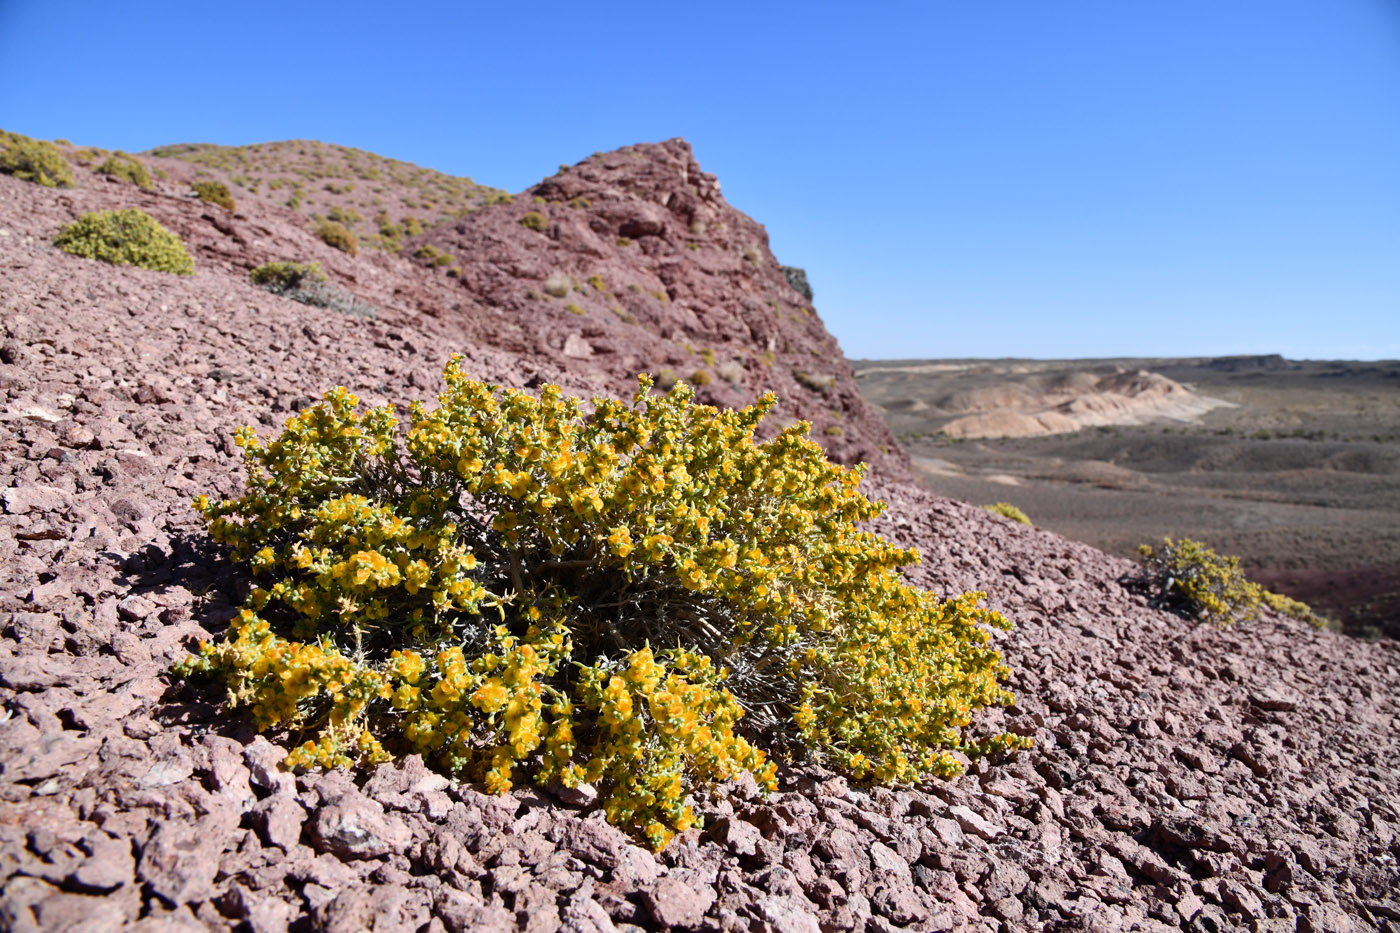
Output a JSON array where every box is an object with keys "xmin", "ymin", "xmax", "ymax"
[
  {"xmin": 180, "ymin": 359, "xmax": 1027, "ymax": 846},
  {"xmin": 1135, "ymin": 537, "xmax": 1325, "ymax": 628}
]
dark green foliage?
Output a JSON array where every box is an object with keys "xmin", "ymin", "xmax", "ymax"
[{"xmin": 781, "ymin": 265, "xmax": 813, "ymax": 301}]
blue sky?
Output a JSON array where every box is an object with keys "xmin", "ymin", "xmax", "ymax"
[{"xmin": 3, "ymin": 1, "xmax": 1397, "ymax": 360}]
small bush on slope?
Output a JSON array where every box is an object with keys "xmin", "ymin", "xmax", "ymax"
[
  {"xmin": 251, "ymin": 261, "xmax": 376, "ymax": 319},
  {"xmin": 179, "ymin": 363, "xmax": 1028, "ymax": 848},
  {"xmin": 0, "ymin": 131, "xmax": 74, "ymax": 188},
  {"xmin": 193, "ymin": 180, "xmax": 236, "ymax": 211},
  {"xmin": 54, "ymin": 209, "xmax": 193, "ymax": 275},
  {"xmin": 1134, "ymin": 537, "xmax": 1326, "ymax": 628},
  {"xmin": 984, "ymin": 502, "xmax": 1031, "ymax": 525},
  {"xmin": 316, "ymin": 219, "xmax": 358, "ymax": 256},
  {"xmin": 97, "ymin": 153, "xmax": 153, "ymax": 189}
]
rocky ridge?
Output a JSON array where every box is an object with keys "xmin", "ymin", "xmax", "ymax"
[{"xmin": 0, "ymin": 135, "xmax": 1398, "ymax": 932}]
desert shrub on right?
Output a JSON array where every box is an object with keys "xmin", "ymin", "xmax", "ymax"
[{"xmin": 1132, "ymin": 537, "xmax": 1326, "ymax": 628}]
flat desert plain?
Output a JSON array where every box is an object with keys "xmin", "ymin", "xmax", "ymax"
[{"xmin": 854, "ymin": 355, "xmax": 1400, "ymax": 638}]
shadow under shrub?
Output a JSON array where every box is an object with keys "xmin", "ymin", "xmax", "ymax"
[
  {"xmin": 179, "ymin": 362, "xmax": 1027, "ymax": 847},
  {"xmin": 54, "ymin": 209, "xmax": 194, "ymax": 275}
]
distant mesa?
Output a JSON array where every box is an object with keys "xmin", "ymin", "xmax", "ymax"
[{"xmin": 934, "ymin": 369, "xmax": 1233, "ymax": 439}]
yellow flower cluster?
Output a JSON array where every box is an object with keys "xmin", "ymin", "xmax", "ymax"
[
  {"xmin": 1136, "ymin": 537, "xmax": 1325, "ymax": 628},
  {"xmin": 182, "ymin": 358, "xmax": 1026, "ymax": 847}
]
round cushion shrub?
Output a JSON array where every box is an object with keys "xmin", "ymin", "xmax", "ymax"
[
  {"xmin": 194, "ymin": 180, "xmax": 236, "ymax": 211},
  {"xmin": 181, "ymin": 363, "xmax": 1028, "ymax": 848},
  {"xmin": 97, "ymin": 153, "xmax": 153, "ymax": 189},
  {"xmin": 316, "ymin": 219, "xmax": 358, "ymax": 256},
  {"xmin": 0, "ymin": 131, "xmax": 74, "ymax": 188},
  {"xmin": 54, "ymin": 209, "xmax": 194, "ymax": 275}
]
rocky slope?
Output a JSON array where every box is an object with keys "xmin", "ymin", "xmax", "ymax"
[{"xmin": 1, "ymin": 135, "xmax": 1398, "ymax": 933}]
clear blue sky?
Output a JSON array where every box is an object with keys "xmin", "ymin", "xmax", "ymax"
[{"xmin": 3, "ymin": 1, "xmax": 1398, "ymax": 360}]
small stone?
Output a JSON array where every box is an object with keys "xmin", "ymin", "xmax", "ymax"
[
  {"xmin": 116, "ymin": 595, "xmax": 155, "ymax": 622},
  {"xmin": 253, "ymin": 793, "xmax": 307, "ymax": 850},
  {"xmin": 757, "ymin": 894, "xmax": 822, "ymax": 933},
  {"xmin": 708, "ymin": 817, "xmax": 762, "ymax": 857},
  {"xmin": 643, "ymin": 875, "xmax": 716, "ymax": 929},
  {"xmin": 1, "ymin": 484, "xmax": 69, "ymax": 514},
  {"xmin": 311, "ymin": 795, "xmax": 411, "ymax": 860},
  {"xmin": 70, "ymin": 833, "xmax": 135, "ymax": 893},
  {"xmin": 868, "ymin": 840, "xmax": 912, "ymax": 883},
  {"xmin": 546, "ymin": 817, "xmax": 628, "ymax": 870},
  {"xmin": 948, "ymin": 805, "xmax": 1003, "ymax": 840},
  {"xmin": 434, "ymin": 888, "xmax": 515, "ymax": 933},
  {"xmin": 1250, "ymin": 687, "xmax": 1300, "ymax": 712}
]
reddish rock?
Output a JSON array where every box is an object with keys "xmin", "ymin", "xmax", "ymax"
[{"xmin": 643, "ymin": 875, "xmax": 716, "ymax": 929}]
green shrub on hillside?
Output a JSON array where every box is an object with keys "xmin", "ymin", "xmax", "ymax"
[
  {"xmin": 316, "ymin": 219, "xmax": 358, "ymax": 256},
  {"xmin": 414, "ymin": 244, "xmax": 454, "ymax": 267},
  {"xmin": 251, "ymin": 260, "xmax": 375, "ymax": 319},
  {"xmin": 179, "ymin": 367, "xmax": 1028, "ymax": 848},
  {"xmin": 193, "ymin": 180, "xmax": 236, "ymax": 211},
  {"xmin": 328, "ymin": 205, "xmax": 363, "ymax": 226},
  {"xmin": 1133, "ymin": 537, "xmax": 1325, "ymax": 628},
  {"xmin": 984, "ymin": 503, "xmax": 1031, "ymax": 526},
  {"xmin": 520, "ymin": 211, "xmax": 548, "ymax": 231},
  {"xmin": 0, "ymin": 131, "xmax": 74, "ymax": 188},
  {"xmin": 54, "ymin": 209, "xmax": 193, "ymax": 275},
  {"xmin": 251, "ymin": 261, "xmax": 327, "ymax": 291},
  {"xmin": 97, "ymin": 153, "xmax": 153, "ymax": 190}
]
